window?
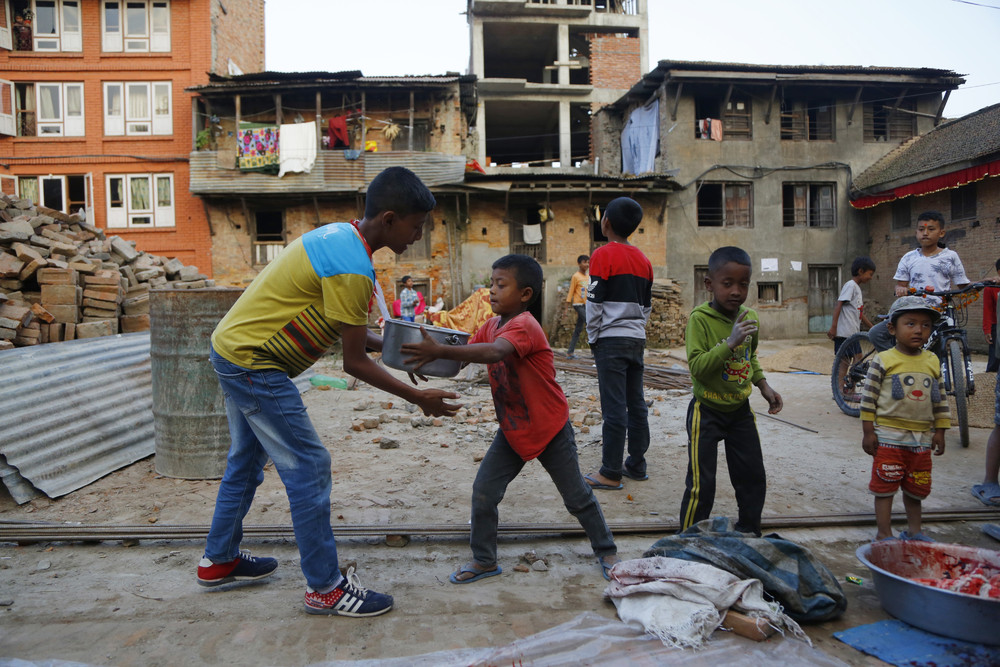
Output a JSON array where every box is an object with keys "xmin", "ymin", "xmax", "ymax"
[
  {"xmin": 757, "ymin": 282, "xmax": 781, "ymax": 305},
  {"xmin": 697, "ymin": 183, "xmax": 752, "ymax": 228},
  {"xmin": 694, "ymin": 94, "xmax": 751, "ymax": 140},
  {"xmin": 950, "ymin": 183, "xmax": 976, "ymax": 221},
  {"xmin": 780, "ymin": 98, "xmax": 834, "ymax": 141},
  {"xmin": 693, "ymin": 265, "xmax": 710, "ymax": 299},
  {"xmin": 722, "ymin": 96, "xmax": 751, "ymax": 139},
  {"xmin": 251, "ymin": 210, "xmax": 285, "ymax": 265},
  {"xmin": 390, "ymin": 119, "xmax": 430, "ymax": 151},
  {"xmin": 17, "ymin": 174, "xmax": 89, "ymax": 214},
  {"xmin": 13, "ymin": 82, "xmax": 84, "ymax": 136},
  {"xmin": 8, "ymin": 0, "xmax": 81, "ymax": 51},
  {"xmin": 864, "ymin": 101, "xmax": 915, "ymax": 142},
  {"xmin": 782, "ymin": 183, "xmax": 835, "ymax": 228},
  {"xmin": 508, "ymin": 204, "xmax": 546, "ymax": 262},
  {"xmin": 891, "ymin": 199, "xmax": 911, "ymax": 231},
  {"xmin": 102, "ymin": 0, "xmax": 169, "ymax": 52},
  {"xmin": 106, "ymin": 173, "xmax": 174, "ymax": 228},
  {"xmin": 103, "ymin": 81, "xmax": 171, "ymax": 135}
]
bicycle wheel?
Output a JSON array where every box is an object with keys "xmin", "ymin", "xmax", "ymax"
[
  {"xmin": 832, "ymin": 333, "xmax": 876, "ymax": 417},
  {"xmin": 946, "ymin": 338, "xmax": 970, "ymax": 448}
]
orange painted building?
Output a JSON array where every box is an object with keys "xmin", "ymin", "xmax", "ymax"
[{"xmin": 0, "ymin": 0, "xmax": 264, "ymax": 275}]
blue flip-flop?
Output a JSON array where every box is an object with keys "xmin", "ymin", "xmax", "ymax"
[
  {"xmin": 584, "ymin": 474, "xmax": 623, "ymax": 491},
  {"xmin": 982, "ymin": 524, "xmax": 1000, "ymax": 542},
  {"xmin": 599, "ymin": 556, "xmax": 620, "ymax": 581},
  {"xmin": 449, "ymin": 563, "xmax": 501, "ymax": 584},
  {"xmin": 971, "ymin": 483, "xmax": 1000, "ymax": 507}
]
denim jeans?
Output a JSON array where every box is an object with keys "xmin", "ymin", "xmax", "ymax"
[
  {"xmin": 205, "ymin": 346, "xmax": 341, "ymax": 591},
  {"xmin": 594, "ymin": 337, "xmax": 649, "ymax": 481},
  {"xmin": 567, "ymin": 305, "xmax": 587, "ymax": 355},
  {"xmin": 469, "ymin": 421, "xmax": 617, "ymax": 566}
]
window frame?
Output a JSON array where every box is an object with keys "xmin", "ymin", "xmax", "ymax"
[
  {"xmin": 103, "ymin": 80, "xmax": 172, "ymax": 136},
  {"xmin": 102, "ymin": 0, "xmax": 169, "ymax": 53},
  {"xmin": 864, "ymin": 100, "xmax": 916, "ymax": 142},
  {"xmin": 13, "ymin": 81, "xmax": 84, "ymax": 137},
  {"xmin": 105, "ymin": 172, "xmax": 174, "ymax": 228},
  {"xmin": 251, "ymin": 209, "xmax": 286, "ymax": 266},
  {"xmin": 16, "ymin": 173, "xmax": 89, "ymax": 214},
  {"xmin": 781, "ymin": 182, "xmax": 836, "ymax": 228},
  {"xmin": 891, "ymin": 199, "xmax": 911, "ymax": 231},
  {"xmin": 950, "ymin": 183, "xmax": 976, "ymax": 221},
  {"xmin": 696, "ymin": 182, "xmax": 753, "ymax": 228},
  {"xmin": 757, "ymin": 282, "xmax": 782, "ymax": 305},
  {"xmin": 780, "ymin": 97, "xmax": 835, "ymax": 141}
]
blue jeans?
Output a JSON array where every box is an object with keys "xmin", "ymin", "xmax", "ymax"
[
  {"xmin": 469, "ymin": 421, "xmax": 617, "ymax": 566},
  {"xmin": 567, "ymin": 305, "xmax": 586, "ymax": 355},
  {"xmin": 594, "ymin": 337, "xmax": 649, "ymax": 481},
  {"xmin": 205, "ymin": 346, "xmax": 341, "ymax": 591}
]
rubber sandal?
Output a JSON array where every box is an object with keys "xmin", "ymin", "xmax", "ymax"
[
  {"xmin": 584, "ymin": 474, "xmax": 623, "ymax": 491},
  {"xmin": 872, "ymin": 535, "xmax": 897, "ymax": 542},
  {"xmin": 982, "ymin": 524, "xmax": 1000, "ymax": 542},
  {"xmin": 449, "ymin": 563, "xmax": 501, "ymax": 584},
  {"xmin": 899, "ymin": 531, "xmax": 935, "ymax": 542},
  {"xmin": 599, "ymin": 555, "xmax": 620, "ymax": 581},
  {"xmin": 971, "ymin": 483, "xmax": 1000, "ymax": 507},
  {"xmin": 621, "ymin": 467, "xmax": 648, "ymax": 481}
]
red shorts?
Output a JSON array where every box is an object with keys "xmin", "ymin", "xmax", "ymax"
[{"xmin": 869, "ymin": 444, "xmax": 932, "ymax": 499}]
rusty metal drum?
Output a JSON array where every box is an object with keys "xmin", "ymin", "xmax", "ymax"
[{"xmin": 150, "ymin": 288, "xmax": 243, "ymax": 479}]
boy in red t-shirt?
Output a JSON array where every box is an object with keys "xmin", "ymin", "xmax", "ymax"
[{"xmin": 402, "ymin": 254, "xmax": 620, "ymax": 583}]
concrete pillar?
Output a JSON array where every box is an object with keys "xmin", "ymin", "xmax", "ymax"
[
  {"xmin": 559, "ymin": 101, "xmax": 571, "ymax": 167},
  {"xmin": 476, "ymin": 102, "xmax": 487, "ymax": 165},
  {"xmin": 470, "ymin": 19, "xmax": 485, "ymax": 78},
  {"xmin": 558, "ymin": 24, "xmax": 570, "ymax": 86}
]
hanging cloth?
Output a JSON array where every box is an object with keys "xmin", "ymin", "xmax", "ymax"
[
  {"xmin": 522, "ymin": 223, "xmax": 543, "ymax": 245},
  {"xmin": 278, "ymin": 121, "xmax": 317, "ymax": 177},
  {"xmin": 621, "ymin": 99, "xmax": 659, "ymax": 175},
  {"xmin": 328, "ymin": 116, "xmax": 349, "ymax": 148},
  {"xmin": 237, "ymin": 122, "xmax": 279, "ymax": 173}
]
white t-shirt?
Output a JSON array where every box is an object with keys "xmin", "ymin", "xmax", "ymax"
[
  {"xmin": 893, "ymin": 247, "xmax": 969, "ymax": 304},
  {"xmin": 835, "ymin": 280, "xmax": 864, "ymax": 338}
]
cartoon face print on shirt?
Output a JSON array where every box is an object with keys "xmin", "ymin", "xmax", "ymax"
[
  {"xmin": 721, "ymin": 339, "xmax": 752, "ymax": 385},
  {"xmin": 890, "ymin": 372, "xmax": 940, "ymax": 404}
]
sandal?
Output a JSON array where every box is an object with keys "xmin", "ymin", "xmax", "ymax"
[
  {"xmin": 599, "ymin": 555, "xmax": 620, "ymax": 581},
  {"xmin": 449, "ymin": 563, "xmax": 501, "ymax": 584}
]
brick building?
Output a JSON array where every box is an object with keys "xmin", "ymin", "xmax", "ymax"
[
  {"xmin": 0, "ymin": 0, "xmax": 265, "ymax": 276},
  {"xmin": 851, "ymin": 103, "xmax": 1000, "ymax": 353}
]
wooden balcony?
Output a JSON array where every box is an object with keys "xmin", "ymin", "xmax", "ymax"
[{"xmin": 189, "ymin": 150, "xmax": 468, "ymax": 196}]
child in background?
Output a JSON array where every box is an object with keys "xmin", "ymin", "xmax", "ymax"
[
  {"xmin": 679, "ymin": 246, "xmax": 783, "ymax": 536},
  {"xmin": 583, "ymin": 197, "xmax": 653, "ymax": 490},
  {"xmin": 402, "ymin": 254, "xmax": 620, "ymax": 583},
  {"xmin": 828, "ymin": 257, "xmax": 876, "ymax": 352},
  {"xmin": 860, "ymin": 296, "xmax": 950, "ymax": 542},
  {"xmin": 565, "ymin": 254, "xmax": 590, "ymax": 359},
  {"xmin": 399, "ymin": 275, "xmax": 419, "ymax": 322},
  {"xmin": 983, "ymin": 258, "xmax": 1000, "ymax": 373}
]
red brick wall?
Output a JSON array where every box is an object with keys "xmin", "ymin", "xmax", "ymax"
[
  {"xmin": 210, "ymin": 0, "xmax": 265, "ymax": 74},
  {"xmin": 587, "ymin": 34, "xmax": 642, "ymax": 90},
  {"xmin": 0, "ymin": 1, "xmax": 265, "ymax": 278}
]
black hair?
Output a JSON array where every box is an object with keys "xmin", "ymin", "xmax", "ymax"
[
  {"xmin": 851, "ymin": 256, "xmax": 876, "ymax": 276},
  {"xmin": 401, "ymin": 275, "xmax": 412, "ymax": 283},
  {"xmin": 708, "ymin": 246, "xmax": 752, "ymax": 274},
  {"xmin": 604, "ymin": 197, "xmax": 643, "ymax": 238},
  {"xmin": 364, "ymin": 166, "xmax": 436, "ymax": 219},
  {"xmin": 577, "ymin": 254, "xmax": 590, "ymax": 264},
  {"xmin": 994, "ymin": 258, "xmax": 1000, "ymax": 272},
  {"xmin": 492, "ymin": 254, "xmax": 543, "ymax": 309},
  {"xmin": 916, "ymin": 210, "xmax": 946, "ymax": 227}
]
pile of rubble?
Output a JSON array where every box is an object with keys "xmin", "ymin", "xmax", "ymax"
[
  {"xmin": 0, "ymin": 194, "xmax": 213, "ymax": 350},
  {"xmin": 549, "ymin": 278, "xmax": 688, "ymax": 350}
]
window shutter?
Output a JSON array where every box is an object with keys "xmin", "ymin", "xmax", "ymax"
[
  {"xmin": 154, "ymin": 174, "xmax": 174, "ymax": 227},
  {"xmin": 65, "ymin": 83, "xmax": 84, "ymax": 136},
  {"xmin": 152, "ymin": 82, "xmax": 171, "ymax": 135},
  {"xmin": 0, "ymin": 0, "xmax": 11, "ymax": 51},
  {"xmin": 106, "ymin": 176, "xmax": 127, "ymax": 228},
  {"xmin": 0, "ymin": 79, "xmax": 13, "ymax": 136},
  {"xmin": 103, "ymin": 83, "xmax": 124, "ymax": 136}
]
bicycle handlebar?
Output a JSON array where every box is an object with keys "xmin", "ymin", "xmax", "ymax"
[{"xmin": 907, "ymin": 281, "xmax": 992, "ymax": 299}]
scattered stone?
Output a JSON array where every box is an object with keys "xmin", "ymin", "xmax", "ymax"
[
  {"xmin": 379, "ymin": 438, "xmax": 399, "ymax": 450},
  {"xmin": 384, "ymin": 534, "xmax": 410, "ymax": 548},
  {"xmin": 531, "ymin": 560, "xmax": 549, "ymax": 572},
  {"xmin": 36, "ymin": 560, "xmax": 51, "ymax": 571},
  {"xmin": 513, "ymin": 564, "xmax": 530, "ymax": 573}
]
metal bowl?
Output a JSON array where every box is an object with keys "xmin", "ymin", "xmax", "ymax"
[
  {"xmin": 856, "ymin": 540, "xmax": 1000, "ymax": 645},
  {"xmin": 381, "ymin": 319, "xmax": 470, "ymax": 377}
]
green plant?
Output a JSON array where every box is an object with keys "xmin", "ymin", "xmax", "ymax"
[{"xmin": 195, "ymin": 128, "xmax": 212, "ymax": 150}]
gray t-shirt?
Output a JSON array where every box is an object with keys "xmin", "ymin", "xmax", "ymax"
[{"xmin": 835, "ymin": 279, "xmax": 863, "ymax": 338}]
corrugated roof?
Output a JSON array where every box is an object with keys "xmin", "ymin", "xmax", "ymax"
[
  {"xmin": 0, "ymin": 333, "xmax": 153, "ymax": 503},
  {"xmin": 853, "ymin": 103, "xmax": 1000, "ymax": 190},
  {"xmin": 190, "ymin": 71, "xmax": 474, "ymax": 94}
]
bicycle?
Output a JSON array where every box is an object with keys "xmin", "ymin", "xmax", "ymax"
[{"xmin": 831, "ymin": 282, "xmax": 989, "ymax": 448}]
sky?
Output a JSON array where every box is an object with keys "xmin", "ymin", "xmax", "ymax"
[{"xmin": 264, "ymin": 0, "xmax": 1000, "ymax": 119}]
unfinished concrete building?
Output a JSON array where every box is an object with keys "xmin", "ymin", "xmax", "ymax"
[
  {"xmin": 594, "ymin": 61, "xmax": 965, "ymax": 338},
  {"xmin": 467, "ymin": 0, "xmax": 647, "ymax": 171}
]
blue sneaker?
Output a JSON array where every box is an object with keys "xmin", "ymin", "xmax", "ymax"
[
  {"xmin": 197, "ymin": 551, "xmax": 277, "ymax": 587},
  {"xmin": 304, "ymin": 567, "xmax": 394, "ymax": 617}
]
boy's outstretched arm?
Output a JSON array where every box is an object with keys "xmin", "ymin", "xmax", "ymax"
[
  {"xmin": 754, "ymin": 378, "xmax": 782, "ymax": 414},
  {"xmin": 827, "ymin": 301, "xmax": 844, "ymax": 340},
  {"xmin": 341, "ymin": 324, "xmax": 462, "ymax": 417},
  {"xmin": 401, "ymin": 327, "xmax": 515, "ymax": 371}
]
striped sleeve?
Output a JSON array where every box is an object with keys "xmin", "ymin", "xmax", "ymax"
[
  {"xmin": 858, "ymin": 353, "xmax": 886, "ymax": 422},
  {"xmin": 932, "ymin": 377, "xmax": 951, "ymax": 429}
]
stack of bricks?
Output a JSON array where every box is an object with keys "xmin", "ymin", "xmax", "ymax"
[{"xmin": 0, "ymin": 193, "xmax": 213, "ymax": 351}]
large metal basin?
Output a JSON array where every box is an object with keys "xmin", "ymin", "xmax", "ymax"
[
  {"xmin": 381, "ymin": 319, "xmax": 470, "ymax": 377},
  {"xmin": 856, "ymin": 540, "xmax": 1000, "ymax": 645}
]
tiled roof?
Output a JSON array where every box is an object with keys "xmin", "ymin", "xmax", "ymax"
[{"xmin": 853, "ymin": 103, "xmax": 1000, "ymax": 191}]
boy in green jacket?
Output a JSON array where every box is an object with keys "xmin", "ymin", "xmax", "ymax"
[{"xmin": 679, "ymin": 246, "xmax": 783, "ymax": 536}]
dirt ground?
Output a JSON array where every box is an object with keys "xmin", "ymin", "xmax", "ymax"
[{"xmin": 1, "ymin": 339, "xmax": 998, "ymax": 666}]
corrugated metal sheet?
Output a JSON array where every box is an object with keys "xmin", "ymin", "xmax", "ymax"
[
  {"xmin": 190, "ymin": 150, "xmax": 467, "ymax": 195},
  {"xmin": 0, "ymin": 333, "xmax": 153, "ymax": 503}
]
